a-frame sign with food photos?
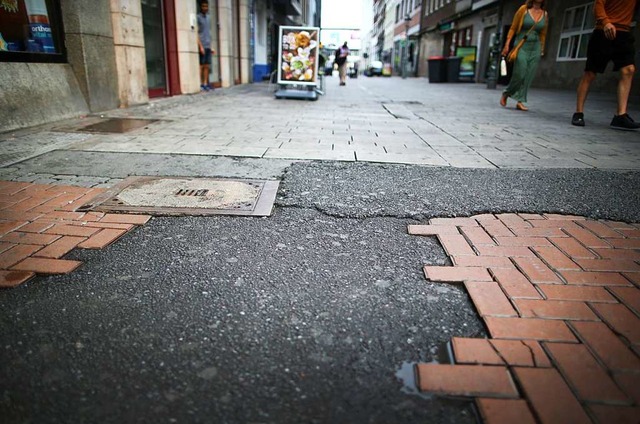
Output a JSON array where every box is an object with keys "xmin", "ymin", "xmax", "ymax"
[{"xmin": 277, "ymin": 26, "xmax": 320, "ymax": 86}]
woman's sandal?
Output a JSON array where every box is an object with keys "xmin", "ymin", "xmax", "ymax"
[
  {"xmin": 500, "ymin": 94, "xmax": 508, "ymax": 107},
  {"xmin": 516, "ymin": 102, "xmax": 529, "ymax": 111}
]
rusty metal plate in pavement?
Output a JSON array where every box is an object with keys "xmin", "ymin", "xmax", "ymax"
[{"xmin": 80, "ymin": 177, "xmax": 279, "ymax": 217}]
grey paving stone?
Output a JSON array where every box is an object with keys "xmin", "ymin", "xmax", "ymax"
[{"xmin": 1, "ymin": 77, "xmax": 638, "ymax": 176}]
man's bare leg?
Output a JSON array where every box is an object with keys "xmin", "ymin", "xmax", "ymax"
[
  {"xmin": 576, "ymin": 70, "xmax": 596, "ymax": 114},
  {"xmin": 616, "ymin": 64, "xmax": 635, "ymax": 115}
]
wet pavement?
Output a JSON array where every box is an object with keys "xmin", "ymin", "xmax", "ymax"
[{"xmin": 0, "ymin": 76, "xmax": 639, "ymax": 423}]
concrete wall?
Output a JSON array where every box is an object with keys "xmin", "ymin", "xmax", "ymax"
[
  {"xmin": 418, "ymin": 32, "xmax": 444, "ymax": 78},
  {"xmin": 218, "ymin": 0, "xmax": 234, "ymax": 87},
  {"xmin": 239, "ymin": 0, "xmax": 251, "ymax": 83},
  {"xmin": 110, "ymin": 0, "xmax": 148, "ymax": 107},
  {"xmin": 0, "ymin": 0, "xmax": 119, "ymax": 133},
  {"xmin": 175, "ymin": 2, "xmax": 200, "ymax": 94},
  {"xmin": 0, "ymin": 63, "xmax": 89, "ymax": 132},
  {"xmin": 62, "ymin": 0, "xmax": 119, "ymax": 112}
]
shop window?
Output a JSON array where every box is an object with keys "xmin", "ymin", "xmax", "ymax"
[
  {"xmin": 557, "ymin": 3, "xmax": 594, "ymax": 61},
  {"xmin": 0, "ymin": 0, "xmax": 65, "ymax": 63},
  {"xmin": 449, "ymin": 27, "xmax": 472, "ymax": 56}
]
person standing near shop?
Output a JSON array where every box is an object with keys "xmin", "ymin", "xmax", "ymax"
[
  {"xmin": 197, "ymin": 1, "xmax": 215, "ymax": 91},
  {"xmin": 499, "ymin": 0, "xmax": 548, "ymax": 111},
  {"xmin": 335, "ymin": 42, "xmax": 350, "ymax": 86},
  {"xmin": 572, "ymin": 0, "xmax": 640, "ymax": 130}
]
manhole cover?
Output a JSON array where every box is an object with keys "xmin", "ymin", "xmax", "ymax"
[
  {"xmin": 77, "ymin": 118, "xmax": 157, "ymax": 134},
  {"xmin": 81, "ymin": 177, "xmax": 279, "ymax": 216}
]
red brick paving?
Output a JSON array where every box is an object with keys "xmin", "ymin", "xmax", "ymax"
[
  {"xmin": 0, "ymin": 270, "xmax": 35, "ymax": 288},
  {"xmin": 410, "ymin": 213, "xmax": 640, "ymax": 423},
  {"xmin": 416, "ymin": 364, "xmax": 518, "ymax": 398},
  {"xmin": 0, "ymin": 181, "xmax": 150, "ymax": 287},
  {"xmin": 476, "ymin": 398, "xmax": 537, "ymax": 424}
]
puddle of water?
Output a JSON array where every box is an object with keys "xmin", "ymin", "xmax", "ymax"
[
  {"xmin": 80, "ymin": 118, "xmax": 157, "ymax": 133},
  {"xmin": 397, "ymin": 342, "xmax": 456, "ymax": 400},
  {"xmin": 395, "ymin": 361, "xmax": 434, "ymax": 400}
]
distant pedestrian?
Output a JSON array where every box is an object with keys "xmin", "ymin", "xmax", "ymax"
[
  {"xmin": 335, "ymin": 42, "xmax": 350, "ymax": 86},
  {"xmin": 572, "ymin": 0, "xmax": 640, "ymax": 130},
  {"xmin": 500, "ymin": 0, "xmax": 548, "ymax": 111},
  {"xmin": 197, "ymin": 1, "xmax": 215, "ymax": 92}
]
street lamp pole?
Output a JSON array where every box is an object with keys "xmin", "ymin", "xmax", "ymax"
[
  {"xmin": 402, "ymin": 13, "xmax": 410, "ymax": 79},
  {"xmin": 486, "ymin": 0, "xmax": 504, "ymax": 89}
]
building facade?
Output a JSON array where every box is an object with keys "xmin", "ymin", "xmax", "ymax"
[
  {"xmin": 0, "ymin": 0, "xmax": 319, "ymax": 133},
  {"xmin": 366, "ymin": 0, "xmax": 422, "ymax": 76},
  {"xmin": 391, "ymin": 0, "xmax": 421, "ymax": 76},
  {"xmin": 417, "ymin": 0, "xmax": 640, "ymax": 92}
]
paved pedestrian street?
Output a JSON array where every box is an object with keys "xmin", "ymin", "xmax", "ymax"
[{"xmin": 0, "ymin": 77, "xmax": 638, "ymax": 423}]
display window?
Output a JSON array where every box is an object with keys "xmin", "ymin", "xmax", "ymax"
[{"xmin": 0, "ymin": 0, "xmax": 65, "ymax": 62}]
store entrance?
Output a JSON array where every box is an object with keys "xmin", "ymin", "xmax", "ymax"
[
  {"xmin": 142, "ymin": 0, "xmax": 167, "ymax": 97},
  {"xmin": 196, "ymin": 0, "xmax": 221, "ymax": 88}
]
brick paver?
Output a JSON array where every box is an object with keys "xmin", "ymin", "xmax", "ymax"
[
  {"xmin": 410, "ymin": 213, "xmax": 640, "ymax": 423},
  {"xmin": 489, "ymin": 340, "xmax": 552, "ymax": 368},
  {"xmin": 0, "ymin": 181, "xmax": 150, "ymax": 288},
  {"xmin": 476, "ymin": 398, "xmax": 537, "ymax": 424},
  {"xmin": 545, "ymin": 343, "xmax": 630, "ymax": 403},
  {"xmin": 0, "ymin": 270, "xmax": 35, "ymax": 288},
  {"xmin": 452, "ymin": 337, "xmax": 505, "ymax": 365},
  {"xmin": 416, "ymin": 364, "xmax": 518, "ymax": 398}
]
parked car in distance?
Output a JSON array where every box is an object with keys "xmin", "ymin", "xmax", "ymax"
[{"xmin": 368, "ymin": 60, "xmax": 383, "ymax": 76}]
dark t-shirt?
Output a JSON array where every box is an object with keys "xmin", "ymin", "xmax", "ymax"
[{"xmin": 335, "ymin": 46, "xmax": 349, "ymax": 65}]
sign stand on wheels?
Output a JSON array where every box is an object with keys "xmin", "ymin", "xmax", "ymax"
[{"xmin": 274, "ymin": 26, "xmax": 320, "ymax": 101}]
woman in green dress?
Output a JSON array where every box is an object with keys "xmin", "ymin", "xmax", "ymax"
[{"xmin": 500, "ymin": 0, "xmax": 548, "ymax": 111}]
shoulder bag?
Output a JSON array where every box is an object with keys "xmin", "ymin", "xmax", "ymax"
[{"xmin": 506, "ymin": 18, "xmax": 538, "ymax": 64}]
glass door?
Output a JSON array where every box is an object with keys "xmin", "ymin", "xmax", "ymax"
[{"xmin": 142, "ymin": 0, "xmax": 168, "ymax": 97}]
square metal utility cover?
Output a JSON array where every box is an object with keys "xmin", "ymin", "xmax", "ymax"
[
  {"xmin": 81, "ymin": 177, "xmax": 279, "ymax": 217},
  {"xmin": 77, "ymin": 118, "xmax": 158, "ymax": 134}
]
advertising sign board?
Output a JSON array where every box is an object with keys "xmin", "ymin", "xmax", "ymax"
[
  {"xmin": 455, "ymin": 46, "xmax": 477, "ymax": 81},
  {"xmin": 277, "ymin": 26, "xmax": 320, "ymax": 86}
]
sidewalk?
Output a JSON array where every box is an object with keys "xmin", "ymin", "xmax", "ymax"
[
  {"xmin": 0, "ymin": 77, "xmax": 638, "ymax": 423},
  {"xmin": 0, "ymin": 78, "xmax": 639, "ymax": 180}
]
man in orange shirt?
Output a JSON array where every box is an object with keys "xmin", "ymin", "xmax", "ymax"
[{"xmin": 572, "ymin": 0, "xmax": 639, "ymax": 130}]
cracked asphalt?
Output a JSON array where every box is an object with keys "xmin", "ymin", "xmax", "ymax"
[
  {"xmin": 2, "ymin": 160, "xmax": 640, "ymax": 423},
  {"xmin": 1, "ymin": 208, "xmax": 481, "ymax": 424}
]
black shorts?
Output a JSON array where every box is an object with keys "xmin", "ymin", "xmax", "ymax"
[
  {"xmin": 199, "ymin": 48, "xmax": 211, "ymax": 65},
  {"xmin": 585, "ymin": 29, "xmax": 636, "ymax": 73}
]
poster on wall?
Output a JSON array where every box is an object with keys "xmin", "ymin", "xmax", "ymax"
[
  {"xmin": 455, "ymin": 46, "xmax": 477, "ymax": 81},
  {"xmin": 277, "ymin": 26, "xmax": 320, "ymax": 86},
  {"xmin": 0, "ymin": 0, "xmax": 56, "ymax": 54}
]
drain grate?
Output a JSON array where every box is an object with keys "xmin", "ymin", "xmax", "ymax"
[
  {"xmin": 175, "ymin": 189, "xmax": 209, "ymax": 197},
  {"xmin": 81, "ymin": 177, "xmax": 279, "ymax": 217}
]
